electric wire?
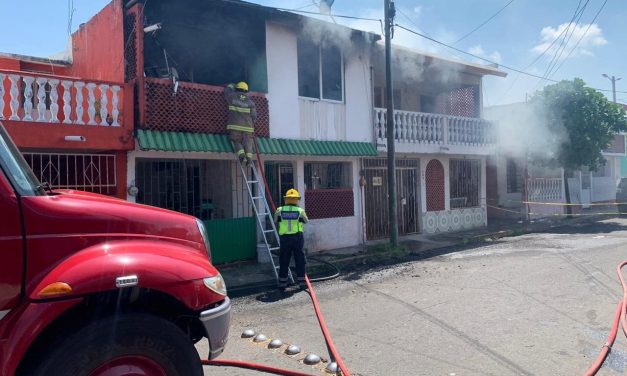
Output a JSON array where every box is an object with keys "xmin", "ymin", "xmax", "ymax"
[
  {"xmin": 453, "ymin": 0, "xmax": 516, "ymax": 45},
  {"xmin": 547, "ymin": 0, "xmax": 609, "ymax": 80},
  {"xmin": 394, "ymin": 23, "xmax": 627, "ymax": 95},
  {"xmin": 539, "ymin": 0, "xmax": 590, "ymax": 82}
]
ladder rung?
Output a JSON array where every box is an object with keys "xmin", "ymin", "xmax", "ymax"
[
  {"xmin": 269, "ymin": 247, "xmax": 280, "ymax": 251},
  {"xmin": 252, "ymin": 196, "xmax": 263, "ymax": 200},
  {"xmin": 263, "ymin": 229, "xmax": 275, "ymax": 233},
  {"xmin": 247, "ymin": 180, "xmax": 259, "ymax": 184}
]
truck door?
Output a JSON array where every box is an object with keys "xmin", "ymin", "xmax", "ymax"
[{"xmin": 0, "ymin": 169, "xmax": 23, "ymax": 315}]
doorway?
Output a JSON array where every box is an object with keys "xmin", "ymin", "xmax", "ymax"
[{"xmin": 363, "ymin": 158, "xmax": 420, "ymax": 240}]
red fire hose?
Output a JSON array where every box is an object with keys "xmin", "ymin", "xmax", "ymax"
[
  {"xmin": 584, "ymin": 260, "xmax": 627, "ymax": 375},
  {"xmin": 203, "ymin": 138, "xmax": 352, "ymax": 375}
]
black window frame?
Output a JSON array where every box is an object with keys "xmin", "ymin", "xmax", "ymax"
[{"xmin": 297, "ymin": 38, "xmax": 344, "ymax": 102}]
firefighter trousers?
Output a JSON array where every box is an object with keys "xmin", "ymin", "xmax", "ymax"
[
  {"xmin": 229, "ymin": 130, "xmax": 254, "ymax": 160},
  {"xmin": 278, "ymin": 232, "xmax": 305, "ymax": 288}
]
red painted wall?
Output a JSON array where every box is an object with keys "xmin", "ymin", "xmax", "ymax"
[{"xmin": 69, "ymin": 0, "xmax": 124, "ymax": 82}]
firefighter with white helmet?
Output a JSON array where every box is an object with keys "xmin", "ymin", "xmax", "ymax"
[
  {"xmin": 274, "ymin": 188, "xmax": 309, "ymax": 291},
  {"xmin": 224, "ymin": 81, "xmax": 257, "ymax": 165}
]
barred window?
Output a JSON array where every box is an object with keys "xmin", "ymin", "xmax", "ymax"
[
  {"xmin": 450, "ymin": 159, "xmax": 480, "ymax": 208},
  {"xmin": 506, "ymin": 158, "xmax": 523, "ymax": 193},
  {"xmin": 304, "ymin": 162, "xmax": 351, "ymax": 190}
]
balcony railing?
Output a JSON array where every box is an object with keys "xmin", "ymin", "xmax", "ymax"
[
  {"xmin": 373, "ymin": 108, "xmax": 495, "ymax": 148},
  {"xmin": 0, "ymin": 69, "xmax": 123, "ymax": 126},
  {"xmin": 140, "ymin": 77, "xmax": 270, "ymax": 137}
]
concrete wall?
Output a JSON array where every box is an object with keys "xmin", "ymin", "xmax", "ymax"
[
  {"xmin": 416, "ymin": 154, "xmax": 487, "ymax": 233},
  {"xmin": 69, "ymin": 0, "xmax": 125, "ymax": 82},
  {"xmin": 265, "ymin": 22, "xmax": 373, "ymax": 143}
]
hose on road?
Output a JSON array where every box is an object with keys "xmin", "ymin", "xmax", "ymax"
[{"xmin": 584, "ymin": 260, "xmax": 627, "ymax": 375}]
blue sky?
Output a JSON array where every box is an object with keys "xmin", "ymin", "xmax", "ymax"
[{"xmin": 1, "ymin": 0, "xmax": 625, "ymax": 105}]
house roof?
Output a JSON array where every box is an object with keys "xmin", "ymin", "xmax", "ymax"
[
  {"xmin": 0, "ymin": 52, "xmax": 71, "ymax": 67},
  {"xmin": 385, "ymin": 43, "xmax": 507, "ymax": 78},
  {"xmin": 137, "ymin": 130, "xmax": 378, "ymax": 156}
]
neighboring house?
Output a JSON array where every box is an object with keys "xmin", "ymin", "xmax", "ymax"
[
  {"xmin": 367, "ymin": 45, "xmax": 506, "ymax": 236},
  {"xmin": 485, "ymin": 102, "xmax": 625, "ymax": 218},
  {"xmin": 0, "ymin": 0, "xmax": 132, "ymax": 199}
]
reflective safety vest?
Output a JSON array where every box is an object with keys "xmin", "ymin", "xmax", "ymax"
[{"xmin": 274, "ymin": 205, "xmax": 308, "ymax": 235}]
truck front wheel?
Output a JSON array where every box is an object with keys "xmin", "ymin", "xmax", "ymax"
[{"xmin": 24, "ymin": 313, "xmax": 203, "ymax": 376}]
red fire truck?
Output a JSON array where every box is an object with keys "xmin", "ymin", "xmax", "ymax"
[{"xmin": 0, "ymin": 122, "xmax": 230, "ymax": 376}]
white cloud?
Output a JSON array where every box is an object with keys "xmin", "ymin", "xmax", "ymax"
[
  {"xmin": 531, "ymin": 23, "xmax": 607, "ymax": 58},
  {"xmin": 413, "ymin": 6, "xmax": 422, "ymax": 15},
  {"xmin": 467, "ymin": 44, "xmax": 502, "ymax": 64}
]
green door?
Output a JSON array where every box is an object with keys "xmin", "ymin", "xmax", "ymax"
[{"xmin": 205, "ymin": 217, "xmax": 256, "ymax": 264}]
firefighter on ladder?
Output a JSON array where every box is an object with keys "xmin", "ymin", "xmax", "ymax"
[
  {"xmin": 274, "ymin": 188, "xmax": 309, "ymax": 291},
  {"xmin": 224, "ymin": 81, "xmax": 257, "ymax": 165}
]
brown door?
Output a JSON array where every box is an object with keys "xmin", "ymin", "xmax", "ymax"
[{"xmin": 364, "ymin": 158, "xmax": 419, "ymax": 240}]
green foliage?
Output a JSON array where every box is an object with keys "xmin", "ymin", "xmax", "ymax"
[{"xmin": 530, "ymin": 78, "xmax": 627, "ymax": 171}]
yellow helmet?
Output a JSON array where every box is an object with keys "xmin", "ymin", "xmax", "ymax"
[
  {"xmin": 235, "ymin": 81, "xmax": 249, "ymax": 92},
  {"xmin": 284, "ymin": 188, "xmax": 300, "ymax": 199}
]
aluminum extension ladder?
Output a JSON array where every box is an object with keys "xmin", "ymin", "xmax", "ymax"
[{"xmin": 238, "ymin": 160, "xmax": 294, "ymax": 285}]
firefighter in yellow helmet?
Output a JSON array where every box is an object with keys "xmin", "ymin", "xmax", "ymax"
[
  {"xmin": 274, "ymin": 188, "xmax": 309, "ymax": 291},
  {"xmin": 224, "ymin": 81, "xmax": 257, "ymax": 165}
]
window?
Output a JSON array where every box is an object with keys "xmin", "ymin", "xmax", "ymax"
[
  {"xmin": 304, "ymin": 161, "xmax": 353, "ymax": 219},
  {"xmin": 506, "ymin": 158, "xmax": 523, "ymax": 193},
  {"xmin": 304, "ymin": 162, "xmax": 351, "ymax": 190},
  {"xmin": 297, "ymin": 38, "xmax": 343, "ymax": 101},
  {"xmin": 450, "ymin": 159, "xmax": 480, "ymax": 208}
]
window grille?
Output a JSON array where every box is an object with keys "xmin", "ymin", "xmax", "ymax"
[
  {"xmin": 135, "ymin": 159, "xmax": 251, "ymax": 220},
  {"xmin": 22, "ymin": 153, "xmax": 116, "ymax": 196},
  {"xmin": 450, "ymin": 159, "xmax": 480, "ymax": 208},
  {"xmin": 304, "ymin": 162, "xmax": 350, "ymax": 190}
]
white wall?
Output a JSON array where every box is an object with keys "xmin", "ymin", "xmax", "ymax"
[
  {"xmin": 344, "ymin": 51, "xmax": 374, "ymax": 142},
  {"xmin": 266, "ymin": 23, "xmax": 300, "ymax": 140},
  {"xmin": 265, "ymin": 22, "xmax": 374, "ymax": 143}
]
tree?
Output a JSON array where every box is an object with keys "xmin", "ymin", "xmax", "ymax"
[{"xmin": 530, "ymin": 78, "xmax": 627, "ymax": 214}]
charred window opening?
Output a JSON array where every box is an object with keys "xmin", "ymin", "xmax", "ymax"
[
  {"xmin": 142, "ymin": 1, "xmax": 268, "ymax": 92},
  {"xmin": 450, "ymin": 159, "xmax": 480, "ymax": 208},
  {"xmin": 297, "ymin": 38, "xmax": 343, "ymax": 101},
  {"xmin": 506, "ymin": 158, "xmax": 523, "ymax": 193}
]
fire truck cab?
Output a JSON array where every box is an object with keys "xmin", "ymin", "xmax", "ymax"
[{"xmin": 0, "ymin": 122, "xmax": 230, "ymax": 376}]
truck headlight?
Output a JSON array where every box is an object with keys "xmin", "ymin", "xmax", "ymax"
[
  {"xmin": 203, "ymin": 274, "xmax": 227, "ymax": 296},
  {"xmin": 196, "ymin": 219, "xmax": 211, "ymax": 260}
]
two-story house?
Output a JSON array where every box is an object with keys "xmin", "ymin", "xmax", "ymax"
[
  {"xmin": 367, "ymin": 45, "xmax": 505, "ymax": 237},
  {"xmin": 121, "ymin": 0, "xmax": 380, "ymax": 263},
  {"xmin": 0, "ymin": 0, "xmax": 133, "ymax": 199}
]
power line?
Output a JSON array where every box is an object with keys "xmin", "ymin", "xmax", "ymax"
[
  {"xmin": 540, "ymin": 0, "xmax": 590, "ymax": 82},
  {"xmin": 453, "ymin": 0, "xmax": 516, "ymax": 45},
  {"xmin": 547, "ymin": 0, "xmax": 608, "ymax": 80},
  {"xmin": 394, "ymin": 23, "xmax": 627, "ymax": 95},
  {"xmin": 218, "ymin": 0, "xmax": 382, "ymax": 22}
]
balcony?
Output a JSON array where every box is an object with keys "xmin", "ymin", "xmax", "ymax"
[
  {"xmin": 139, "ymin": 78, "xmax": 270, "ymax": 137},
  {"xmin": 373, "ymin": 108, "xmax": 496, "ymax": 155},
  {"xmin": 0, "ymin": 69, "xmax": 132, "ymax": 151}
]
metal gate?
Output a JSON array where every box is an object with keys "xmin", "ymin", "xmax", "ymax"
[{"xmin": 363, "ymin": 158, "xmax": 419, "ymax": 240}]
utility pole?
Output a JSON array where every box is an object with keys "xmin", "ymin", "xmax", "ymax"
[
  {"xmin": 384, "ymin": 0, "xmax": 398, "ymax": 246},
  {"xmin": 602, "ymin": 74, "xmax": 622, "ymax": 103}
]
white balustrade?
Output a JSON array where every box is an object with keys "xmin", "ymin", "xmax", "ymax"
[
  {"xmin": 0, "ymin": 71, "xmax": 123, "ymax": 127},
  {"xmin": 527, "ymin": 178, "xmax": 563, "ymax": 202},
  {"xmin": 86, "ymin": 83, "xmax": 97, "ymax": 125},
  {"xmin": 374, "ymin": 108, "xmax": 494, "ymax": 148}
]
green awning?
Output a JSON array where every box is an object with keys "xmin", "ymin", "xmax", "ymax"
[{"xmin": 136, "ymin": 130, "xmax": 378, "ymax": 156}]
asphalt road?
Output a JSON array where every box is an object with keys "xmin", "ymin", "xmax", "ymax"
[{"xmin": 198, "ymin": 217, "xmax": 627, "ymax": 375}]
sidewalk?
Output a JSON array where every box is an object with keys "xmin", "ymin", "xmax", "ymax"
[{"xmin": 219, "ymin": 211, "xmax": 620, "ymax": 296}]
